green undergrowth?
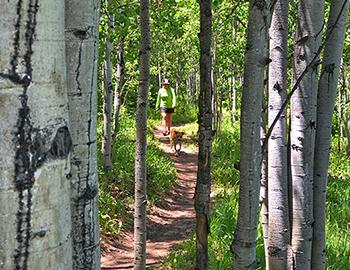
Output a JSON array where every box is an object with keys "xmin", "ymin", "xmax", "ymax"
[
  {"xmin": 162, "ymin": 118, "xmax": 350, "ymax": 269},
  {"xmin": 98, "ymin": 109, "xmax": 177, "ymax": 236},
  {"xmin": 99, "ymin": 104, "xmax": 198, "ymax": 236},
  {"xmin": 326, "ymin": 137, "xmax": 350, "ymax": 268},
  {"xmin": 162, "ymin": 118, "xmax": 245, "ymax": 269}
]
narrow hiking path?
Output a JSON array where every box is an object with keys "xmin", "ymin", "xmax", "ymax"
[{"xmin": 101, "ymin": 125, "xmax": 197, "ymax": 269}]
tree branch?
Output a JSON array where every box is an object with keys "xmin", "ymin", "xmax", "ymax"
[{"xmin": 261, "ymin": 0, "xmax": 349, "ymax": 154}]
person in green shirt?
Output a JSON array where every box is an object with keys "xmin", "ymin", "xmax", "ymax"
[{"xmin": 156, "ymin": 78, "xmax": 176, "ymax": 136}]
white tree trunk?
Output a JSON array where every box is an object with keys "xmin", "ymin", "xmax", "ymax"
[
  {"xmin": 290, "ymin": 0, "xmax": 324, "ymax": 268},
  {"xmin": 65, "ymin": 0, "xmax": 101, "ymax": 269},
  {"xmin": 211, "ymin": 37, "xmax": 220, "ymax": 133},
  {"xmin": 343, "ymin": 88, "xmax": 350, "ymax": 155},
  {"xmin": 102, "ymin": 48, "xmax": 113, "ymax": 169},
  {"xmin": 231, "ymin": 0, "xmax": 269, "ymax": 268},
  {"xmin": 260, "ymin": 111, "xmax": 269, "ymax": 269},
  {"xmin": 267, "ymin": 0, "xmax": 290, "ymax": 268},
  {"xmin": 195, "ymin": 0, "xmax": 213, "ymax": 269},
  {"xmin": 0, "ymin": 1, "xmax": 72, "ymax": 269},
  {"xmin": 102, "ymin": 0, "xmax": 113, "ymax": 170},
  {"xmin": 134, "ymin": 0, "xmax": 151, "ymax": 268},
  {"xmin": 113, "ymin": 39, "xmax": 125, "ymax": 142},
  {"xmin": 312, "ymin": 2, "xmax": 349, "ymax": 267}
]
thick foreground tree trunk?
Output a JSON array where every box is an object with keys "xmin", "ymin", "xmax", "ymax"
[
  {"xmin": 134, "ymin": 0, "xmax": 151, "ymax": 268},
  {"xmin": 65, "ymin": 0, "xmax": 101, "ymax": 269},
  {"xmin": 290, "ymin": 0, "xmax": 324, "ymax": 268},
  {"xmin": 312, "ymin": 0, "xmax": 349, "ymax": 269},
  {"xmin": 231, "ymin": 0, "xmax": 269, "ymax": 269},
  {"xmin": 195, "ymin": 0, "xmax": 213, "ymax": 269},
  {"xmin": 267, "ymin": 0, "xmax": 290, "ymax": 268},
  {"xmin": 0, "ymin": 1, "xmax": 73, "ymax": 269}
]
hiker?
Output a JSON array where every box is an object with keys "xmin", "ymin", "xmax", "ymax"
[{"xmin": 156, "ymin": 78, "xmax": 176, "ymax": 136}]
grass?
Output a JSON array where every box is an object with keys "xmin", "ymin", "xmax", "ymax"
[
  {"xmin": 98, "ymin": 103, "xmax": 198, "ymax": 236},
  {"xmin": 98, "ymin": 108, "xmax": 177, "ymax": 235},
  {"xmin": 161, "ymin": 117, "xmax": 350, "ymax": 269},
  {"xmin": 98, "ymin": 106, "xmax": 350, "ymax": 268}
]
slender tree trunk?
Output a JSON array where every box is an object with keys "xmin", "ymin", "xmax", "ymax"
[
  {"xmin": 0, "ymin": 1, "xmax": 73, "ymax": 269},
  {"xmin": 65, "ymin": 0, "xmax": 101, "ymax": 269},
  {"xmin": 211, "ymin": 39, "xmax": 218, "ymax": 132},
  {"xmin": 290, "ymin": 0, "xmax": 324, "ymax": 268},
  {"xmin": 191, "ymin": 68, "xmax": 198, "ymax": 102},
  {"xmin": 231, "ymin": 0, "xmax": 269, "ymax": 268},
  {"xmin": 102, "ymin": 0, "xmax": 113, "ymax": 170},
  {"xmin": 343, "ymin": 88, "xmax": 350, "ymax": 155},
  {"xmin": 229, "ymin": 75, "xmax": 235, "ymax": 126},
  {"xmin": 260, "ymin": 109, "xmax": 269, "ymax": 269},
  {"xmin": 112, "ymin": 1, "xmax": 125, "ymax": 144},
  {"xmin": 233, "ymin": 76, "xmax": 237, "ymax": 122},
  {"xmin": 134, "ymin": 0, "xmax": 151, "ymax": 268},
  {"xmin": 340, "ymin": 70, "xmax": 350, "ymax": 155},
  {"xmin": 267, "ymin": 0, "xmax": 290, "ymax": 268},
  {"xmin": 344, "ymin": 114, "xmax": 350, "ymax": 155},
  {"xmin": 231, "ymin": 17, "xmax": 238, "ymax": 124},
  {"xmin": 312, "ymin": 1, "xmax": 349, "ymax": 269},
  {"xmin": 113, "ymin": 39, "xmax": 125, "ymax": 143},
  {"xmin": 337, "ymin": 88, "xmax": 343, "ymax": 152},
  {"xmin": 218, "ymin": 92, "xmax": 223, "ymax": 136},
  {"xmin": 195, "ymin": 0, "xmax": 213, "ymax": 269}
]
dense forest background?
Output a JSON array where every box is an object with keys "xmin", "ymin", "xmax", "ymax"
[
  {"xmin": 97, "ymin": 0, "xmax": 350, "ymax": 269},
  {"xmin": 0, "ymin": 0, "xmax": 349, "ymax": 269}
]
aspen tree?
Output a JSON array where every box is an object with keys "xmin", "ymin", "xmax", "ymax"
[
  {"xmin": 65, "ymin": 0, "xmax": 101, "ymax": 268},
  {"xmin": 267, "ymin": 0, "xmax": 290, "ymax": 268},
  {"xmin": 290, "ymin": 0, "xmax": 324, "ymax": 267},
  {"xmin": 134, "ymin": 0, "xmax": 151, "ymax": 268},
  {"xmin": 312, "ymin": 0, "xmax": 349, "ymax": 268},
  {"xmin": 0, "ymin": 1, "xmax": 72, "ymax": 269},
  {"xmin": 195, "ymin": 0, "xmax": 213, "ymax": 269},
  {"xmin": 102, "ymin": 0, "xmax": 114, "ymax": 170},
  {"xmin": 231, "ymin": 0, "xmax": 269, "ymax": 268}
]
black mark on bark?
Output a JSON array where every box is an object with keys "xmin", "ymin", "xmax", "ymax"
[
  {"xmin": 273, "ymin": 81, "xmax": 282, "ymax": 92},
  {"xmin": 12, "ymin": 1, "xmax": 39, "ymax": 269},
  {"xmin": 73, "ymin": 41, "xmax": 84, "ymax": 97},
  {"xmin": 268, "ymin": 246, "xmax": 281, "ymax": 256},
  {"xmin": 79, "ymin": 184, "xmax": 98, "ymax": 201},
  {"xmin": 11, "ymin": 1, "xmax": 72, "ymax": 269},
  {"xmin": 49, "ymin": 126, "xmax": 72, "ymax": 158},
  {"xmin": 291, "ymin": 144, "xmax": 303, "ymax": 151}
]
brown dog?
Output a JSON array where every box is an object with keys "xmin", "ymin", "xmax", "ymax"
[{"xmin": 170, "ymin": 128, "xmax": 185, "ymax": 156}]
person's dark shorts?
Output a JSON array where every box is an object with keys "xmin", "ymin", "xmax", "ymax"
[{"xmin": 160, "ymin": 107, "xmax": 174, "ymax": 113}]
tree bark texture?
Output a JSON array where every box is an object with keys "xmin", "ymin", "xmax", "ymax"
[
  {"xmin": 65, "ymin": 0, "xmax": 101, "ymax": 269},
  {"xmin": 231, "ymin": 0, "xmax": 269, "ymax": 269},
  {"xmin": 113, "ymin": 39, "xmax": 125, "ymax": 143},
  {"xmin": 267, "ymin": 0, "xmax": 290, "ymax": 268},
  {"xmin": 260, "ymin": 110, "xmax": 269, "ymax": 270},
  {"xmin": 312, "ymin": 1, "xmax": 349, "ymax": 268},
  {"xmin": 195, "ymin": 0, "xmax": 213, "ymax": 269},
  {"xmin": 229, "ymin": 75, "xmax": 235, "ymax": 125},
  {"xmin": 290, "ymin": 0, "xmax": 324, "ymax": 268},
  {"xmin": 342, "ymin": 85, "xmax": 350, "ymax": 155},
  {"xmin": 211, "ymin": 38, "xmax": 218, "ymax": 132},
  {"xmin": 102, "ymin": 0, "xmax": 113, "ymax": 170},
  {"xmin": 134, "ymin": 0, "xmax": 151, "ymax": 269},
  {"xmin": 0, "ymin": 1, "xmax": 73, "ymax": 269}
]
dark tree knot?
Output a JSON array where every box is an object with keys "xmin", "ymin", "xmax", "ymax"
[{"xmin": 49, "ymin": 126, "xmax": 73, "ymax": 158}]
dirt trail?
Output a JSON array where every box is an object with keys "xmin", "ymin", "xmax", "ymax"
[{"xmin": 101, "ymin": 126, "xmax": 197, "ymax": 269}]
